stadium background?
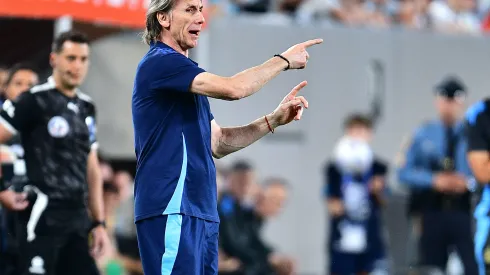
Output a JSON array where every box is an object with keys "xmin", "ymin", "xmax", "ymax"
[{"xmin": 1, "ymin": 0, "xmax": 490, "ymax": 274}]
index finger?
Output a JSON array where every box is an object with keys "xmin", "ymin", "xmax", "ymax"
[
  {"xmin": 289, "ymin": 81, "xmax": 308, "ymax": 97},
  {"xmin": 301, "ymin": 38, "xmax": 323, "ymax": 48}
]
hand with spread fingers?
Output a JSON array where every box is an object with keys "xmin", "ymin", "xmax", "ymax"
[{"xmin": 267, "ymin": 81, "xmax": 309, "ymax": 130}]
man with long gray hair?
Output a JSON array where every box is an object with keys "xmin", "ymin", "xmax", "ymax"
[{"xmin": 131, "ymin": 0, "xmax": 323, "ymax": 274}]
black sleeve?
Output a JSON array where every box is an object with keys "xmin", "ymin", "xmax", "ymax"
[
  {"xmin": 466, "ymin": 101, "xmax": 490, "ymax": 152},
  {"xmin": 248, "ymin": 214, "xmax": 274, "ymax": 258},
  {"xmin": 0, "ymin": 92, "xmax": 40, "ymax": 134},
  {"xmin": 466, "ymin": 116, "xmax": 489, "ymax": 152},
  {"xmin": 85, "ymin": 103, "xmax": 98, "ymax": 150},
  {"xmin": 325, "ymin": 162, "xmax": 342, "ymax": 199},
  {"xmin": 373, "ymin": 158, "xmax": 388, "ymax": 176},
  {"xmin": 217, "ymin": 198, "xmax": 258, "ymax": 265}
]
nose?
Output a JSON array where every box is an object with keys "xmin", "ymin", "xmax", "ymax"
[{"xmin": 197, "ymin": 10, "xmax": 205, "ymax": 25}]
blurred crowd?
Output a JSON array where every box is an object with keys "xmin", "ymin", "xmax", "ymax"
[
  {"xmin": 95, "ymin": 158, "xmax": 142, "ymax": 275},
  {"xmin": 216, "ymin": 161, "xmax": 295, "ymax": 275},
  {"xmin": 207, "ymin": 0, "xmax": 490, "ymax": 34}
]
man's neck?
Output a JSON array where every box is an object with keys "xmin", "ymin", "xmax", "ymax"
[
  {"xmin": 160, "ymin": 37, "xmax": 188, "ymax": 57},
  {"xmin": 52, "ymin": 75, "xmax": 77, "ymax": 98}
]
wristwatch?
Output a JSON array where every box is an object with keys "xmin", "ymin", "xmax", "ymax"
[{"xmin": 91, "ymin": 220, "xmax": 106, "ymax": 229}]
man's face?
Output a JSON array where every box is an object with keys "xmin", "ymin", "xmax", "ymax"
[
  {"xmin": 435, "ymin": 95, "xmax": 464, "ymax": 123},
  {"xmin": 346, "ymin": 125, "xmax": 373, "ymax": 143},
  {"xmin": 50, "ymin": 41, "xmax": 90, "ymax": 89},
  {"xmin": 229, "ymin": 170, "xmax": 255, "ymax": 201},
  {"xmin": 160, "ymin": 0, "xmax": 205, "ymax": 50},
  {"xmin": 257, "ymin": 184, "xmax": 288, "ymax": 218},
  {"xmin": 5, "ymin": 70, "xmax": 39, "ymax": 100}
]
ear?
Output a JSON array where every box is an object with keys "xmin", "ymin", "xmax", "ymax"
[
  {"xmin": 49, "ymin": 52, "xmax": 56, "ymax": 68},
  {"xmin": 157, "ymin": 12, "xmax": 170, "ymax": 28}
]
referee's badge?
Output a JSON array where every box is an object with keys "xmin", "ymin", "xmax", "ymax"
[{"xmin": 47, "ymin": 116, "xmax": 70, "ymax": 138}]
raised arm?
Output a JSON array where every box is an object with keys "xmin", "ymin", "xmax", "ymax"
[
  {"xmin": 191, "ymin": 39, "xmax": 322, "ymax": 100},
  {"xmin": 211, "ymin": 81, "xmax": 309, "ymax": 159}
]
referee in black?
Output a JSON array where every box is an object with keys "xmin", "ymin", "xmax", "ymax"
[{"xmin": 0, "ymin": 30, "xmax": 109, "ymax": 275}]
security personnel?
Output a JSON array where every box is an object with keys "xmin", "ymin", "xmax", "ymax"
[{"xmin": 397, "ymin": 76, "xmax": 478, "ymax": 274}]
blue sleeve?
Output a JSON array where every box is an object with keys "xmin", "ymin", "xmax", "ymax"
[
  {"xmin": 325, "ymin": 163, "xmax": 342, "ymax": 198},
  {"xmin": 397, "ymin": 128, "xmax": 434, "ymax": 188},
  {"xmin": 150, "ymin": 53, "xmax": 206, "ymax": 93}
]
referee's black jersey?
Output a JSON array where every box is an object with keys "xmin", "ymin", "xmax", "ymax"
[{"xmin": 0, "ymin": 77, "xmax": 97, "ymax": 209}]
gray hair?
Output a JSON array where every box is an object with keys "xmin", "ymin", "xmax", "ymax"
[{"xmin": 143, "ymin": 0, "xmax": 176, "ymax": 45}]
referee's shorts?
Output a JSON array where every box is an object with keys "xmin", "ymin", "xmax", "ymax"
[{"xmin": 475, "ymin": 216, "xmax": 490, "ymax": 275}]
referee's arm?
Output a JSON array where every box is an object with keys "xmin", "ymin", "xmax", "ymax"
[
  {"xmin": 87, "ymin": 149, "xmax": 104, "ymax": 223},
  {"xmin": 85, "ymin": 107, "xmax": 105, "ymax": 225}
]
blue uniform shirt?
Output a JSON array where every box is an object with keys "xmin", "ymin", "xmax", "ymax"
[
  {"xmin": 397, "ymin": 120, "xmax": 473, "ymax": 189},
  {"xmin": 132, "ymin": 41, "xmax": 218, "ymax": 223}
]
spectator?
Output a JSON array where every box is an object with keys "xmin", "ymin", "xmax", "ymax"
[
  {"xmin": 321, "ymin": 0, "xmax": 371, "ymax": 26},
  {"xmin": 249, "ymin": 178, "xmax": 296, "ymax": 275},
  {"xmin": 428, "ymin": 0, "xmax": 481, "ymax": 34},
  {"xmin": 395, "ymin": 0, "xmax": 431, "ymax": 29},
  {"xmin": 364, "ymin": 0, "xmax": 395, "ymax": 27},
  {"xmin": 278, "ymin": 0, "xmax": 304, "ymax": 15},
  {"xmin": 219, "ymin": 160, "xmax": 268, "ymax": 275},
  {"xmin": 235, "ymin": 0, "xmax": 271, "ymax": 13}
]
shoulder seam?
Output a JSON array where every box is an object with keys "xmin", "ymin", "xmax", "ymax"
[
  {"xmin": 77, "ymin": 92, "xmax": 93, "ymax": 103},
  {"xmin": 30, "ymin": 82, "xmax": 55, "ymax": 94}
]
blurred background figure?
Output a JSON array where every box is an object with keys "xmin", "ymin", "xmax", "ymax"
[
  {"xmin": 218, "ymin": 160, "xmax": 256, "ymax": 274},
  {"xmin": 428, "ymin": 0, "xmax": 481, "ymax": 34},
  {"xmin": 324, "ymin": 113, "xmax": 389, "ymax": 275},
  {"xmin": 0, "ymin": 63, "xmax": 39, "ymax": 103},
  {"xmin": 251, "ymin": 178, "xmax": 296, "ymax": 275},
  {"xmin": 0, "ymin": 62, "xmax": 39, "ymax": 275},
  {"xmin": 397, "ymin": 76, "xmax": 477, "ymax": 274},
  {"xmin": 0, "ymin": 65, "xmax": 9, "ymax": 96},
  {"xmin": 96, "ymin": 160, "xmax": 143, "ymax": 275}
]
